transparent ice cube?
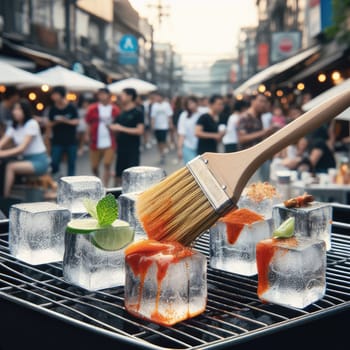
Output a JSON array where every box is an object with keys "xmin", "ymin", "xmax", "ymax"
[
  {"xmin": 122, "ymin": 166, "xmax": 166, "ymax": 193},
  {"xmin": 118, "ymin": 192, "xmax": 145, "ymax": 240},
  {"xmin": 63, "ymin": 231, "xmax": 126, "ymax": 291},
  {"xmin": 272, "ymin": 202, "xmax": 332, "ymax": 250},
  {"xmin": 210, "ymin": 219, "xmax": 272, "ymax": 276},
  {"xmin": 238, "ymin": 195, "xmax": 280, "ymax": 219},
  {"xmin": 257, "ymin": 238, "xmax": 326, "ymax": 309},
  {"xmin": 57, "ymin": 176, "xmax": 105, "ymax": 215},
  {"xmin": 125, "ymin": 249, "xmax": 206, "ymax": 326},
  {"xmin": 9, "ymin": 202, "xmax": 71, "ymax": 265}
]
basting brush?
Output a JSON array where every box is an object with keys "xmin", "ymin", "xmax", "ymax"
[{"xmin": 137, "ymin": 91, "xmax": 350, "ymax": 246}]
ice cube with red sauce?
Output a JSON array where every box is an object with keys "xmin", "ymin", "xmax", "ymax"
[
  {"xmin": 272, "ymin": 202, "xmax": 332, "ymax": 250},
  {"xmin": 210, "ymin": 208, "xmax": 272, "ymax": 276},
  {"xmin": 124, "ymin": 240, "xmax": 207, "ymax": 326},
  {"xmin": 256, "ymin": 237, "xmax": 326, "ymax": 309}
]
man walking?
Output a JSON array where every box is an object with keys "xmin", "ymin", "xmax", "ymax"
[
  {"xmin": 48, "ymin": 86, "xmax": 79, "ymax": 177},
  {"xmin": 85, "ymin": 88, "xmax": 119, "ymax": 186},
  {"xmin": 110, "ymin": 88, "xmax": 144, "ymax": 186},
  {"xmin": 150, "ymin": 91, "xmax": 173, "ymax": 164}
]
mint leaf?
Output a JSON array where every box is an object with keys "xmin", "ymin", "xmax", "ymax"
[
  {"xmin": 96, "ymin": 194, "xmax": 118, "ymax": 226},
  {"xmin": 83, "ymin": 198, "xmax": 98, "ymax": 220}
]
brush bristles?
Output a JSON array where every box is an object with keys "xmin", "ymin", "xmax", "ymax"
[{"xmin": 136, "ymin": 167, "xmax": 221, "ymax": 246}]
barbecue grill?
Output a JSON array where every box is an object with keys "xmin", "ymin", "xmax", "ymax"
[{"xmin": 0, "ymin": 200, "xmax": 349, "ymax": 350}]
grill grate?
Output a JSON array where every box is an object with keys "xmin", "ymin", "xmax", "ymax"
[{"xmin": 0, "ymin": 203, "xmax": 350, "ymax": 349}]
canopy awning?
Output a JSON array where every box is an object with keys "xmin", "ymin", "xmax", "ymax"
[
  {"xmin": 234, "ymin": 45, "xmax": 320, "ymax": 95},
  {"xmin": 302, "ymin": 78, "xmax": 350, "ymax": 121},
  {"xmin": 0, "ymin": 61, "xmax": 44, "ymax": 87},
  {"xmin": 36, "ymin": 65, "xmax": 105, "ymax": 92},
  {"xmin": 108, "ymin": 78, "xmax": 157, "ymax": 94}
]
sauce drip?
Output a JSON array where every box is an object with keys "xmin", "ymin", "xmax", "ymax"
[
  {"xmin": 220, "ymin": 208, "xmax": 264, "ymax": 244},
  {"xmin": 256, "ymin": 237, "xmax": 298, "ymax": 297},
  {"xmin": 125, "ymin": 240, "xmax": 194, "ymax": 325}
]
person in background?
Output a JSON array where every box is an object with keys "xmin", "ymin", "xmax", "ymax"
[
  {"xmin": 222, "ymin": 100, "xmax": 249, "ymax": 153},
  {"xmin": 195, "ymin": 94, "xmax": 225, "ymax": 154},
  {"xmin": 197, "ymin": 96, "xmax": 210, "ymax": 115},
  {"xmin": 151, "ymin": 91, "xmax": 173, "ymax": 165},
  {"xmin": 85, "ymin": 88, "xmax": 119, "ymax": 186},
  {"xmin": 177, "ymin": 96, "xmax": 200, "ymax": 163},
  {"xmin": 219, "ymin": 93, "xmax": 235, "ymax": 125},
  {"xmin": 48, "ymin": 86, "xmax": 79, "ymax": 177},
  {"xmin": 0, "ymin": 87, "xmax": 20, "ymax": 138},
  {"xmin": 143, "ymin": 92, "xmax": 156, "ymax": 149},
  {"xmin": 271, "ymin": 106, "xmax": 286, "ymax": 128},
  {"xmin": 109, "ymin": 88, "xmax": 144, "ymax": 186},
  {"xmin": 171, "ymin": 96, "xmax": 184, "ymax": 150},
  {"xmin": 238, "ymin": 93, "xmax": 279, "ymax": 181},
  {"xmin": 0, "ymin": 100, "xmax": 49, "ymax": 197},
  {"xmin": 77, "ymin": 97, "xmax": 90, "ymax": 156}
]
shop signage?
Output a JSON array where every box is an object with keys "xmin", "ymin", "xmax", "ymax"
[
  {"xmin": 118, "ymin": 34, "xmax": 139, "ymax": 65},
  {"xmin": 271, "ymin": 32, "xmax": 301, "ymax": 63}
]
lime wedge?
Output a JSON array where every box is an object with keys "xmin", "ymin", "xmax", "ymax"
[
  {"xmin": 273, "ymin": 217, "xmax": 295, "ymax": 238},
  {"xmin": 66, "ymin": 218, "xmax": 101, "ymax": 234},
  {"xmin": 92, "ymin": 223, "xmax": 134, "ymax": 251},
  {"xmin": 66, "ymin": 218, "xmax": 134, "ymax": 251}
]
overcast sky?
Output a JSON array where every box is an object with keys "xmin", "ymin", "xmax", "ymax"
[{"xmin": 129, "ymin": 0, "xmax": 258, "ymax": 66}]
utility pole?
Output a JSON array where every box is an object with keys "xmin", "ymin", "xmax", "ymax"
[{"xmin": 147, "ymin": 0, "xmax": 170, "ymax": 27}]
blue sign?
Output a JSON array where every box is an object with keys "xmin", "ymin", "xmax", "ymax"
[{"xmin": 118, "ymin": 34, "xmax": 139, "ymax": 65}]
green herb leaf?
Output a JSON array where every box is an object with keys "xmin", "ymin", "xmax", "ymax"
[
  {"xmin": 83, "ymin": 198, "xmax": 98, "ymax": 220},
  {"xmin": 273, "ymin": 217, "xmax": 295, "ymax": 238},
  {"xmin": 96, "ymin": 194, "xmax": 118, "ymax": 226}
]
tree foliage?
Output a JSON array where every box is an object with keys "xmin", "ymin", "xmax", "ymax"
[{"xmin": 326, "ymin": 0, "xmax": 350, "ymax": 43}]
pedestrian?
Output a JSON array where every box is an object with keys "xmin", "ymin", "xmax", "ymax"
[
  {"xmin": 0, "ymin": 100, "xmax": 49, "ymax": 197},
  {"xmin": 143, "ymin": 92, "xmax": 156, "ymax": 149},
  {"xmin": 219, "ymin": 93, "xmax": 235, "ymax": 125},
  {"xmin": 237, "ymin": 93, "xmax": 279, "ymax": 181},
  {"xmin": 85, "ymin": 88, "xmax": 119, "ymax": 186},
  {"xmin": 109, "ymin": 88, "xmax": 144, "ymax": 186},
  {"xmin": 197, "ymin": 97, "xmax": 210, "ymax": 115},
  {"xmin": 222, "ymin": 100, "xmax": 249, "ymax": 153},
  {"xmin": 177, "ymin": 96, "xmax": 200, "ymax": 163},
  {"xmin": 77, "ymin": 97, "xmax": 90, "ymax": 156},
  {"xmin": 171, "ymin": 96, "xmax": 184, "ymax": 149},
  {"xmin": 48, "ymin": 86, "xmax": 79, "ymax": 177},
  {"xmin": 195, "ymin": 94, "xmax": 225, "ymax": 154},
  {"xmin": 0, "ymin": 87, "xmax": 20, "ymax": 138},
  {"xmin": 151, "ymin": 91, "xmax": 173, "ymax": 165},
  {"xmin": 271, "ymin": 106, "xmax": 287, "ymax": 128}
]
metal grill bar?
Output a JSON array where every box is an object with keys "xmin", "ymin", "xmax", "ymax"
[{"xmin": 0, "ymin": 203, "xmax": 350, "ymax": 349}]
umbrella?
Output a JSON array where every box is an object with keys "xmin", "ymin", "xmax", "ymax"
[
  {"xmin": 36, "ymin": 65, "xmax": 105, "ymax": 92},
  {"xmin": 108, "ymin": 78, "xmax": 157, "ymax": 94},
  {"xmin": 0, "ymin": 61, "xmax": 45, "ymax": 87},
  {"xmin": 302, "ymin": 78, "xmax": 350, "ymax": 121}
]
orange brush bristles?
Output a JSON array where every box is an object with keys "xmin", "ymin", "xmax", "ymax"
[{"xmin": 136, "ymin": 167, "xmax": 221, "ymax": 246}]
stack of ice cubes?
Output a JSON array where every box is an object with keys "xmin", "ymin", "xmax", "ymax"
[
  {"xmin": 118, "ymin": 166, "xmax": 166, "ymax": 240},
  {"xmin": 57, "ymin": 176, "xmax": 105, "ymax": 216},
  {"xmin": 256, "ymin": 237, "xmax": 326, "ymax": 309},
  {"xmin": 272, "ymin": 202, "xmax": 332, "ymax": 250},
  {"xmin": 9, "ymin": 202, "xmax": 71, "ymax": 265}
]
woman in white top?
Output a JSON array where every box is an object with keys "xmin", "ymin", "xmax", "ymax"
[
  {"xmin": 0, "ymin": 100, "xmax": 49, "ymax": 197},
  {"xmin": 223, "ymin": 100, "xmax": 249, "ymax": 153},
  {"xmin": 177, "ymin": 96, "xmax": 201, "ymax": 163}
]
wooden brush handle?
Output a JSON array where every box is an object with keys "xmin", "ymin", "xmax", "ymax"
[{"xmin": 204, "ymin": 90, "xmax": 350, "ymax": 204}]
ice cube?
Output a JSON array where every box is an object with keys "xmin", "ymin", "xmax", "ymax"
[
  {"xmin": 210, "ymin": 219, "xmax": 272, "ymax": 276},
  {"xmin": 9, "ymin": 202, "xmax": 71, "ymax": 265},
  {"xmin": 256, "ymin": 237, "xmax": 326, "ymax": 309},
  {"xmin": 125, "ymin": 241, "xmax": 207, "ymax": 326},
  {"xmin": 118, "ymin": 192, "xmax": 145, "ymax": 240},
  {"xmin": 63, "ymin": 231, "xmax": 125, "ymax": 291},
  {"xmin": 273, "ymin": 202, "xmax": 332, "ymax": 250},
  {"xmin": 57, "ymin": 176, "xmax": 105, "ymax": 215},
  {"xmin": 238, "ymin": 195, "xmax": 280, "ymax": 219},
  {"xmin": 122, "ymin": 166, "xmax": 166, "ymax": 193}
]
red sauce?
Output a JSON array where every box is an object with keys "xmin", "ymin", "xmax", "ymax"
[
  {"xmin": 220, "ymin": 208, "xmax": 264, "ymax": 244},
  {"xmin": 256, "ymin": 237, "xmax": 298, "ymax": 297},
  {"xmin": 125, "ymin": 240, "xmax": 194, "ymax": 326}
]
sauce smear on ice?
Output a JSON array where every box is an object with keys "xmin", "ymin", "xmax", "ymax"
[
  {"xmin": 125, "ymin": 240, "xmax": 194, "ymax": 325},
  {"xmin": 220, "ymin": 208, "xmax": 264, "ymax": 244}
]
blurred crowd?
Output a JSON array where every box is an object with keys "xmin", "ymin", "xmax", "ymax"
[{"xmin": 0, "ymin": 86, "xmax": 349, "ymax": 199}]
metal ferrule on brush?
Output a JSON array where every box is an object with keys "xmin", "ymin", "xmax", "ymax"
[{"xmin": 187, "ymin": 156, "xmax": 233, "ymax": 214}]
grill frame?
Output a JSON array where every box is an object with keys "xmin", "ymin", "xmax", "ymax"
[{"xmin": 0, "ymin": 203, "xmax": 349, "ymax": 350}]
